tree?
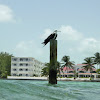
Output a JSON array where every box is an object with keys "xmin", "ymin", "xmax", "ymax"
[
  {"xmin": 61, "ymin": 56, "xmax": 75, "ymax": 68},
  {"xmin": 57, "ymin": 61, "xmax": 61, "ymax": 77},
  {"xmin": 96, "ymin": 69, "xmax": 100, "ymax": 74},
  {"xmin": 94, "ymin": 52, "xmax": 100, "ymax": 69},
  {"xmin": 61, "ymin": 55, "xmax": 75, "ymax": 78},
  {"xmin": 41, "ymin": 61, "xmax": 62, "ymax": 77},
  {"xmin": 61, "ymin": 56, "xmax": 74, "ymax": 71},
  {"xmin": 0, "ymin": 52, "xmax": 13, "ymax": 78},
  {"xmin": 82, "ymin": 57, "xmax": 95, "ymax": 78},
  {"xmin": 41, "ymin": 63, "xmax": 49, "ymax": 77}
]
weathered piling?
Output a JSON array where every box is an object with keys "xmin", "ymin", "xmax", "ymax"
[{"xmin": 49, "ymin": 39, "xmax": 57, "ymax": 84}]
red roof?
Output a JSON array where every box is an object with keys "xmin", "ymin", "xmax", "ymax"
[
  {"xmin": 77, "ymin": 64, "xmax": 87, "ymax": 66},
  {"xmin": 78, "ymin": 73, "xmax": 97, "ymax": 75},
  {"xmin": 61, "ymin": 67, "xmax": 74, "ymax": 71},
  {"xmin": 78, "ymin": 68, "xmax": 96, "ymax": 71}
]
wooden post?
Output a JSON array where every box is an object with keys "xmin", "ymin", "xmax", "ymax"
[{"xmin": 49, "ymin": 39, "xmax": 57, "ymax": 84}]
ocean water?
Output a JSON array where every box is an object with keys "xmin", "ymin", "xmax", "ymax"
[{"xmin": 0, "ymin": 80, "xmax": 100, "ymax": 100}]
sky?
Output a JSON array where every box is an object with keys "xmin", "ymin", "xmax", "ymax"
[{"xmin": 0, "ymin": 0, "xmax": 100, "ymax": 64}]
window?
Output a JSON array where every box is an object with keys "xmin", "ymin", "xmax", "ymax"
[
  {"xmin": 20, "ymin": 63, "xmax": 23, "ymax": 66},
  {"xmin": 26, "ymin": 74, "xmax": 28, "ymax": 76},
  {"xmin": 26, "ymin": 64, "xmax": 28, "ymax": 66},
  {"xmin": 13, "ymin": 58, "xmax": 17, "ymax": 61},
  {"xmin": 65, "ymin": 75, "xmax": 67, "ymax": 77},
  {"xmin": 69, "ymin": 71, "xmax": 74, "ymax": 73},
  {"xmin": 26, "ymin": 58, "xmax": 28, "ymax": 61},
  {"xmin": 79, "ymin": 71, "xmax": 84, "ymax": 73},
  {"xmin": 19, "ymin": 74, "xmax": 22, "ymax": 76},
  {"xmin": 14, "ymin": 64, "xmax": 17, "ymax": 66},
  {"xmin": 13, "ymin": 74, "xmax": 16, "ymax": 76},
  {"xmin": 25, "ymin": 69, "xmax": 28, "ymax": 71},
  {"xmin": 13, "ymin": 69, "xmax": 16, "ymax": 71},
  {"xmin": 86, "ymin": 75, "xmax": 90, "ymax": 78},
  {"xmin": 19, "ymin": 69, "xmax": 23, "ymax": 71},
  {"xmin": 91, "ymin": 71, "xmax": 96, "ymax": 73},
  {"xmin": 20, "ymin": 58, "xmax": 23, "ymax": 61}
]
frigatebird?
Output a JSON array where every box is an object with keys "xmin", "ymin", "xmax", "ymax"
[{"xmin": 42, "ymin": 30, "xmax": 60, "ymax": 46}]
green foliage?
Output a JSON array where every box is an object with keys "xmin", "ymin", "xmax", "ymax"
[
  {"xmin": 82, "ymin": 57, "xmax": 95, "ymax": 78},
  {"xmin": 82, "ymin": 57, "xmax": 95, "ymax": 72},
  {"xmin": 61, "ymin": 55, "xmax": 75, "ymax": 68},
  {"xmin": 94, "ymin": 52, "xmax": 100, "ymax": 65},
  {"xmin": 61, "ymin": 55, "xmax": 75, "ymax": 76},
  {"xmin": 41, "ymin": 62, "xmax": 62, "ymax": 77},
  {"xmin": 0, "ymin": 52, "xmax": 13, "ymax": 78},
  {"xmin": 1, "ymin": 71, "xmax": 7, "ymax": 78},
  {"xmin": 41, "ymin": 63, "xmax": 49, "ymax": 76},
  {"xmin": 67, "ymin": 77, "xmax": 73, "ymax": 78},
  {"xmin": 96, "ymin": 69, "xmax": 100, "ymax": 74}
]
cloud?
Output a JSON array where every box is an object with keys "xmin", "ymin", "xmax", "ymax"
[
  {"xmin": 40, "ymin": 25, "xmax": 100, "ymax": 64},
  {"xmin": 41, "ymin": 25, "xmax": 83, "ymax": 41},
  {"xmin": 14, "ymin": 41, "xmax": 44, "ymax": 59},
  {"xmin": 40, "ymin": 29, "xmax": 52, "ymax": 39},
  {"xmin": 58, "ymin": 25, "xmax": 83, "ymax": 41},
  {"xmin": 13, "ymin": 26, "xmax": 100, "ymax": 64},
  {"xmin": 0, "ymin": 4, "xmax": 15, "ymax": 22},
  {"xmin": 78, "ymin": 38, "xmax": 100, "ymax": 56}
]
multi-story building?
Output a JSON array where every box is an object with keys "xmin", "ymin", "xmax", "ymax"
[
  {"xmin": 58, "ymin": 64, "xmax": 97, "ymax": 78},
  {"xmin": 11, "ymin": 57, "xmax": 44, "ymax": 77},
  {"xmin": 74, "ymin": 64, "xmax": 97, "ymax": 78},
  {"xmin": 58, "ymin": 67, "xmax": 75, "ymax": 78}
]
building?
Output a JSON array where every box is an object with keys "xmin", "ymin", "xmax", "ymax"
[
  {"xmin": 11, "ymin": 57, "xmax": 44, "ymax": 77},
  {"xmin": 58, "ymin": 64, "xmax": 98, "ymax": 78},
  {"xmin": 58, "ymin": 67, "xmax": 75, "ymax": 78},
  {"xmin": 74, "ymin": 64, "xmax": 97, "ymax": 78}
]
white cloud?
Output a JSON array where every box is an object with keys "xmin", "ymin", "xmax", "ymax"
[
  {"xmin": 40, "ymin": 25, "xmax": 100, "ymax": 64},
  {"xmin": 13, "ymin": 26, "xmax": 100, "ymax": 64},
  {"xmin": 78, "ymin": 38, "xmax": 100, "ymax": 56},
  {"xmin": 40, "ymin": 29, "xmax": 52, "ymax": 39},
  {"xmin": 14, "ymin": 41, "xmax": 44, "ymax": 59},
  {"xmin": 0, "ymin": 4, "xmax": 15, "ymax": 22},
  {"xmin": 58, "ymin": 25, "xmax": 83, "ymax": 41},
  {"xmin": 41, "ymin": 25, "xmax": 83, "ymax": 41}
]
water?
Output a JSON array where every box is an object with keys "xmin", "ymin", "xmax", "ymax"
[{"xmin": 0, "ymin": 80, "xmax": 100, "ymax": 100}]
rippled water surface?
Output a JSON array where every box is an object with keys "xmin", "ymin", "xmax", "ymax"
[{"xmin": 0, "ymin": 80, "xmax": 100, "ymax": 100}]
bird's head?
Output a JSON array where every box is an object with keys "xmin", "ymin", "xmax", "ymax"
[{"xmin": 53, "ymin": 30, "xmax": 61, "ymax": 34}]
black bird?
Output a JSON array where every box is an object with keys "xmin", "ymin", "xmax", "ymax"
[{"xmin": 42, "ymin": 30, "xmax": 58, "ymax": 46}]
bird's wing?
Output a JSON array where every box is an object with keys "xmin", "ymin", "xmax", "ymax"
[
  {"xmin": 45, "ymin": 34, "xmax": 54, "ymax": 41},
  {"xmin": 43, "ymin": 34, "xmax": 53, "ymax": 45}
]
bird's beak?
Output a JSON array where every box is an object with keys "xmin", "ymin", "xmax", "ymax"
[{"xmin": 57, "ymin": 31, "xmax": 61, "ymax": 32}]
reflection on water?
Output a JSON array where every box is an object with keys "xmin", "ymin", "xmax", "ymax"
[{"xmin": 0, "ymin": 80, "xmax": 100, "ymax": 100}]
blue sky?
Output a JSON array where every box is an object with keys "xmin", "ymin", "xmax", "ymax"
[{"xmin": 0, "ymin": 0, "xmax": 100, "ymax": 64}]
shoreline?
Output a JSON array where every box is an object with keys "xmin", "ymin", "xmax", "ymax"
[
  {"xmin": 1, "ymin": 76, "xmax": 99, "ymax": 82},
  {"xmin": 1, "ymin": 79, "xmax": 100, "ymax": 82}
]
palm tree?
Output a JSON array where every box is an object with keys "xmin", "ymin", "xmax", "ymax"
[
  {"xmin": 41, "ymin": 62, "xmax": 62, "ymax": 77},
  {"xmin": 61, "ymin": 55, "xmax": 75, "ymax": 77},
  {"xmin": 94, "ymin": 52, "xmax": 100, "ymax": 69},
  {"xmin": 41, "ymin": 63, "xmax": 49, "ymax": 77},
  {"xmin": 61, "ymin": 56, "xmax": 74, "ymax": 68},
  {"xmin": 56, "ymin": 61, "xmax": 61, "ymax": 76},
  {"xmin": 82, "ymin": 57, "xmax": 95, "ymax": 78}
]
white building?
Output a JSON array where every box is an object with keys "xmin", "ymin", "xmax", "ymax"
[{"xmin": 11, "ymin": 57, "xmax": 44, "ymax": 77}]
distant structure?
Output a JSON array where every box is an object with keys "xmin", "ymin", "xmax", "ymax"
[
  {"xmin": 58, "ymin": 64, "xmax": 97, "ymax": 78},
  {"xmin": 42, "ymin": 30, "xmax": 58, "ymax": 46},
  {"xmin": 11, "ymin": 57, "xmax": 44, "ymax": 77}
]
